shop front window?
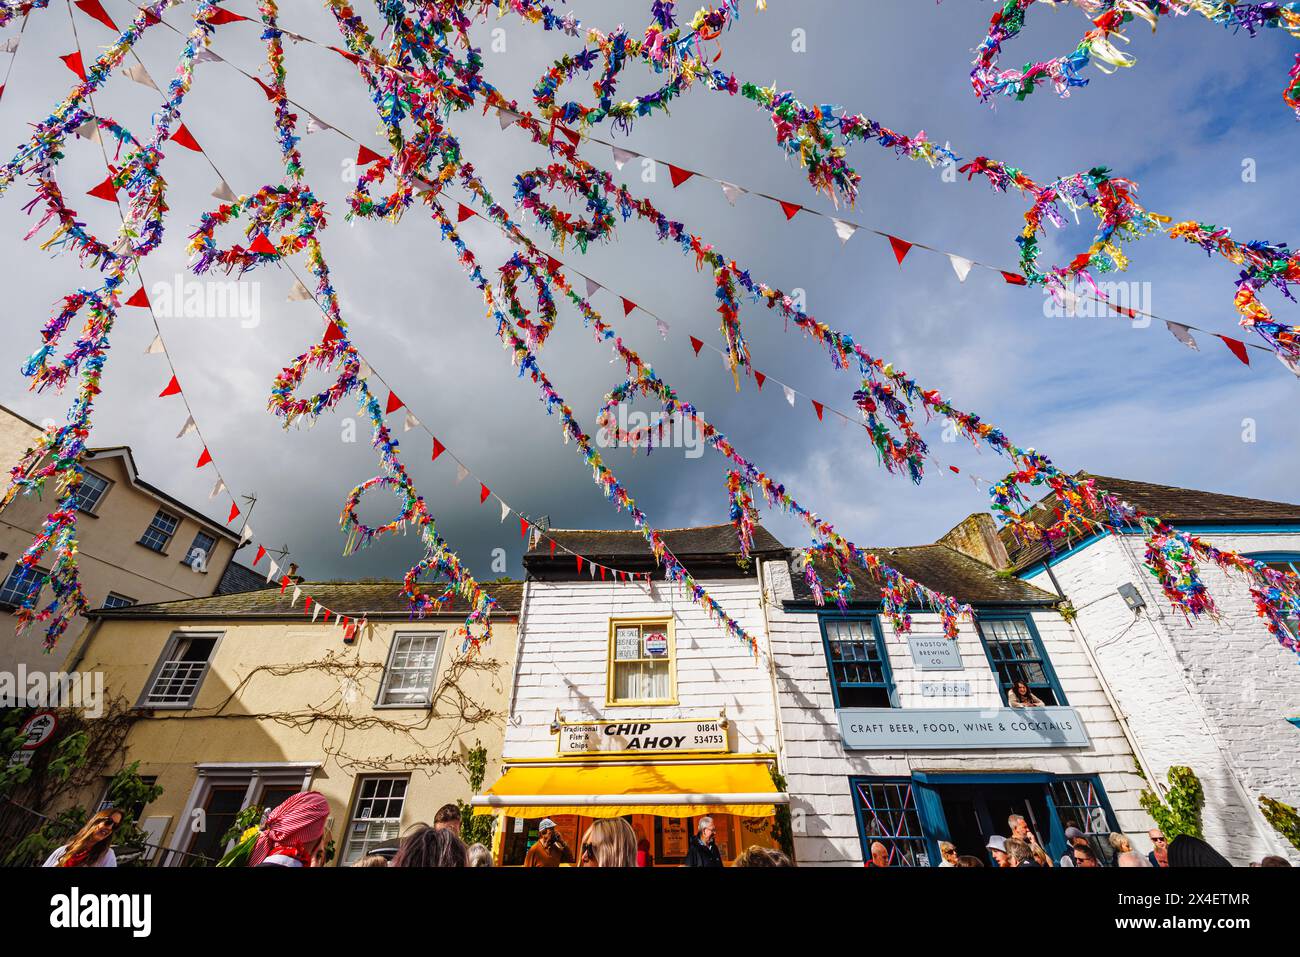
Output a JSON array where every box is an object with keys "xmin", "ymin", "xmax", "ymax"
[
  {"xmin": 1049, "ymin": 776, "xmax": 1117, "ymax": 866},
  {"xmin": 499, "ymin": 812, "xmax": 777, "ymax": 866},
  {"xmin": 976, "ymin": 615, "xmax": 1064, "ymax": 707},
  {"xmin": 852, "ymin": 779, "xmax": 928, "ymax": 867},
  {"xmin": 821, "ymin": 617, "xmax": 896, "ymax": 708},
  {"xmin": 607, "ymin": 619, "xmax": 675, "ymax": 705}
]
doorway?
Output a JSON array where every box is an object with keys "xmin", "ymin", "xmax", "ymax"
[{"xmin": 935, "ymin": 782, "xmax": 1053, "ymax": 864}]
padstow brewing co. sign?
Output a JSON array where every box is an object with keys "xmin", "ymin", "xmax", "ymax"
[{"xmin": 558, "ymin": 719, "xmax": 728, "ymax": 756}]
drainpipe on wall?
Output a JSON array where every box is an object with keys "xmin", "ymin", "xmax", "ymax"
[
  {"xmin": 755, "ymin": 557, "xmax": 787, "ymax": 770},
  {"xmin": 505, "ymin": 576, "xmax": 532, "ymax": 728}
]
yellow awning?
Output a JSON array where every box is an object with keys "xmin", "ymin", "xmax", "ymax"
[{"xmin": 474, "ymin": 760, "xmax": 786, "ymax": 819}]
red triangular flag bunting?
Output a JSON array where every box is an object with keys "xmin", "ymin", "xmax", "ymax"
[
  {"xmin": 754, "ymin": 371, "xmax": 766, "ymax": 390},
  {"xmin": 356, "ymin": 144, "xmax": 383, "ymax": 165},
  {"xmin": 248, "ymin": 233, "xmax": 277, "ymax": 256},
  {"xmin": 208, "ymin": 6, "xmax": 248, "ymax": 25},
  {"xmin": 195, "ymin": 448, "xmax": 213, "ymax": 468},
  {"xmin": 1217, "ymin": 335, "xmax": 1250, "ymax": 365},
  {"xmin": 689, "ymin": 336, "xmax": 704, "ymax": 355},
  {"xmin": 599, "ymin": 566, "xmax": 606, "ymax": 581},
  {"xmin": 456, "ymin": 203, "xmax": 475, "ymax": 223},
  {"xmin": 253, "ymin": 77, "xmax": 277, "ymax": 100},
  {"xmin": 60, "ymin": 53, "xmax": 86, "ymax": 82},
  {"xmin": 622, "ymin": 298, "xmax": 637, "ymax": 317},
  {"xmin": 87, "ymin": 175, "xmax": 118, "ymax": 203},
  {"xmin": 520, "ymin": 518, "xmax": 529, "ymax": 539},
  {"xmin": 668, "ymin": 165, "xmax": 694, "ymax": 188},
  {"xmin": 322, "ymin": 321, "xmax": 344, "ymax": 343},
  {"xmin": 74, "ymin": 0, "xmax": 117, "ymax": 31},
  {"xmin": 888, "ymin": 235, "xmax": 912, "ymax": 265},
  {"xmin": 949, "ymin": 466, "xmax": 961, "ymax": 475},
  {"xmin": 576, "ymin": 556, "xmax": 584, "ymax": 573},
  {"xmin": 558, "ymin": 126, "xmax": 581, "ymax": 148},
  {"xmin": 227, "ymin": 502, "xmax": 240, "ymax": 523},
  {"xmin": 812, "ymin": 400, "xmax": 824, "ymax": 421},
  {"xmin": 546, "ymin": 255, "xmax": 562, "ymax": 274},
  {"xmin": 385, "ymin": 391, "xmax": 404, "ymax": 414},
  {"xmin": 126, "ymin": 287, "xmax": 150, "ymax": 308},
  {"xmin": 170, "ymin": 124, "xmax": 201, "ymax": 152},
  {"xmin": 329, "ymin": 46, "xmax": 361, "ymax": 65},
  {"xmin": 549, "ymin": 539, "xmax": 557, "ymax": 557},
  {"xmin": 159, "ymin": 375, "xmax": 181, "ymax": 397},
  {"xmin": 479, "ymin": 484, "xmax": 490, "ymax": 504},
  {"xmin": 303, "ymin": 596, "xmax": 313, "ymax": 614},
  {"xmin": 1001, "ymin": 271, "xmax": 1028, "ymax": 286},
  {"xmin": 779, "ymin": 201, "xmax": 802, "ymax": 221},
  {"xmin": 431, "ymin": 437, "xmax": 445, "ymax": 461},
  {"xmin": 253, "ymin": 545, "xmax": 267, "ymax": 566},
  {"xmin": 279, "ymin": 575, "xmax": 291, "ymax": 594}
]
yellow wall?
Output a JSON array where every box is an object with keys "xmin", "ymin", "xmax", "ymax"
[
  {"xmin": 66, "ymin": 612, "xmax": 519, "ymax": 865},
  {"xmin": 0, "ymin": 431, "xmax": 237, "ymax": 673}
]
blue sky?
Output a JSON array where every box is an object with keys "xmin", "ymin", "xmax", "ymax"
[{"xmin": 0, "ymin": 0, "xmax": 1296, "ymax": 585}]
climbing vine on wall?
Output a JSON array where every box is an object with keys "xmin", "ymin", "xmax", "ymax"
[{"xmin": 1139, "ymin": 765, "xmax": 1205, "ymax": 841}]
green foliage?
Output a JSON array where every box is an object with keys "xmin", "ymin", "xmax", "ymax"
[
  {"xmin": 769, "ymin": 765, "xmax": 795, "ymax": 861},
  {"xmin": 1259, "ymin": 795, "xmax": 1300, "ymax": 853},
  {"xmin": 1139, "ymin": 765, "xmax": 1205, "ymax": 841},
  {"xmin": 1057, "ymin": 600, "xmax": 1077, "ymax": 623},
  {"xmin": 0, "ymin": 710, "xmax": 32, "ymax": 795},
  {"xmin": 103, "ymin": 761, "xmax": 165, "ymax": 865},
  {"xmin": 456, "ymin": 741, "xmax": 494, "ymax": 848}
]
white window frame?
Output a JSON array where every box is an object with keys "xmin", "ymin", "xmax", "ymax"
[
  {"xmin": 340, "ymin": 774, "xmax": 409, "ymax": 866},
  {"xmin": 0, "ymin": 563, "xmax": 46, "ymax": 609},
  {"xmin": 139, "ymin": 508, "xmax": 180, "ymax": 553},
  {"xmin": 102, "ymin": 592, "xmax": 136, "ymax": 610},
  {"xmin": 138, "ymin": 631, "xmax": 223, "ymax": 709},
  {"xmin": 375, "ymin": 630, "xmax": 445, "ymax": 708},
  {"xmin": 72, "ymin": 470, "xmax": 111, "ymax": 514},
  {"xmin": 182, "ymin": 530, "xmax": 218, "ymax": 571}
]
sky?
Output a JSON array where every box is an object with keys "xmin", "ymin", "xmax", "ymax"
[{"xmin": 0, "ymin": 0, "xmax": 1296, "ymax": 588}]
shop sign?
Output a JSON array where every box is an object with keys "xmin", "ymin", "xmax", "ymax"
[
  {"xmin": 558, "ymin": 718, "xmax": 728, "ymax": 755},
  {"xmin": 838, "ymin": 706, "xmax": 1090, "ymax": 750},
  {"xmin": 614, "ymin": 627, "xmax": 641, "ymax": 660},
  {"xmin": 920, "ymin": 680, "xmax": 972, "ymax": 698},
  {"xmin": 644, "ymin": 632, "xmax": 668, "ymax": 657},
  {"xmin": 906, "ymin": 636, "xmax": 964, "ymax": 671}
]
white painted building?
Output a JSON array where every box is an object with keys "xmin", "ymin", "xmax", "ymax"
[
  {"xmin": 763, "ymin": 533, "xmax": 1152, "ymax": 868},
  {"xmin": 1007, "ymin": 474, "xmax": 1300, "ymax": 865},
  {"xmin": 477, "ymin": 525, "xmax": 791, "ymax": 866}
]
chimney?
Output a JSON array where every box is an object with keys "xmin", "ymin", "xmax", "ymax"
[
  {"xmin": 285, "ymin": 561, "xmax": 304, "ymax": 584},
  {"xmin": 938, "ymin": 513, "xmax": 1010, "ymax": 570}
]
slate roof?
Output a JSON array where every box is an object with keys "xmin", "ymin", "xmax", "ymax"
[
  {"xmin": 216, "ymin": 561, "xmax": 271, "ymax": 596},
  {"xmin": 87, "ymin": 580, "xmax": 524, "ymax": 620},
  {"xmin": 786, "ymin": 544, "xmax": 1058, "ymax": 608},
  {"xmin": 1000, "ymin": 473, "xmax": 1300, "ymax": 572}
]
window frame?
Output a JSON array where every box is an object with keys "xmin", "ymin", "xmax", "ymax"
[
  {"xmin": 819, "ymin": 614, "xmax": 899, "ymax": 709},
  {"xmin": 181, "ymin": 530, "xmax": 219, "ymax": 571},
  {"xmin": 340, "ymin": 774, "xmax": 409, "ymax": 866},
  {"xmin": 72, "ymin": 470, "xmax": 111, "ymax": 515},
  {"xmin": 375, "ymin": 630, "xmax": 446, "ymax": 709},
  {"xmin": 138, "ymin": 508, "xmax": 181, "ymax": 554},
  {"xmin": 0, "ymin": 563, "xmax": 48, "ymax": 610},
  {"xmin": 849, "ymin": 776, "xmax": 930, "ymax": 867},
  {"xmin": 137, "ymin": 630, "xmax": 223, "ymax": 710},
  {"xmin": 101, "ymin": 593, "xmax": 137, "ymax": 610},
  {"xmin": 606, "ymin": 616, "xmax": 678, "ymax": 707},
  {"xmin": 1246, "ymin": 553, "xmax": 1300, "ymax": 641},
  {"xmin": 975, "ymin": 611, "xmax": 1067, "ymax": 707}
]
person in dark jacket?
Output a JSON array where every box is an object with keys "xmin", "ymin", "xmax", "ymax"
[
  {"xmin": 1167, "ymin": 834, "xmax": 1232, "ymax": 867},
  {"xmin": 684, "ymin": 816, "xmax": 724, "ymax": 867}
]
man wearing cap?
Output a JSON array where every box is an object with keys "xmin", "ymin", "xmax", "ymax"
[
  {"xmin": 1058, "ymin": 827, "xmax": 1090, "ymax": 868},
  {"xmin": 985, "ymin": 834, "xmax": 1010, "ymax": 868},
  {"xmin": 524, "ymin": 819, "xmax": 572, "ymax": 867}
]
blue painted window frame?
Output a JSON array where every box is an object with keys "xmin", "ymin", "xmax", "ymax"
[
  {"xmin": 849, "ymin": 776, "xmax": 930, "ymax": 867},
  {"xmin": 975, "ymin": 611, "xmax": 1067, "ymax": 707},
  {"xmin": 819, "ymin": 614, "xmax": 899, "ymax": 709}
]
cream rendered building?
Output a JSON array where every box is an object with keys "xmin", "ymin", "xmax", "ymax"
[
  {"xmin": 61, "ymin": 581, "xmax": 521, "ymax": 865},
  {"xmin": 0, "ymin": 403, "xmax": 245, "ymax": 675}
]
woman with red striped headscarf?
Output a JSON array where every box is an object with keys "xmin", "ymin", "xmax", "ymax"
[{"xmin": 249, "ymin": 791, "xmax": 332, "ymax": 868}]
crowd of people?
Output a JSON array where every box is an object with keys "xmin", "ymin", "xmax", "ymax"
[{"xmin": 37, "ymin": 794, "xmax": 1291, "ymax": 868}]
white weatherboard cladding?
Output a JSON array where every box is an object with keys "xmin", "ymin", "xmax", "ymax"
[
  {"xmin": 1023, "ymin": 531, "xmax": 1300, "ymax": 865},
  {"xmin": 505, "ymin": 578, "xmax": 777, "ymax": 759},
  {"xmin": 761, "ymin": 560, "xmax": 1152, "ymax": 867}
]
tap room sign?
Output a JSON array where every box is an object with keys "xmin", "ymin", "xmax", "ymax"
[{"xmin": 558, "ymin": 719, "xmax": 729, "ymax": 756}]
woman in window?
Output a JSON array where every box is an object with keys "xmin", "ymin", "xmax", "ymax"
[
  {"xmin": 1007, "ymin": 679, "xmax": 1045, "ymax": 708},
  {"xmin": 43, "ymin": 809, "xmax": 123, "ymax": 867}
]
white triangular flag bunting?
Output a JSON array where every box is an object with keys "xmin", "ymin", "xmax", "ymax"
[
  {"xmin": 76, "ymin": 120, "xmax": 100, "ymax": 143},
  {"xmin": 267, "ymin": 559, "xmax": 280, "ymax": 584},
  {"xmin": 589, "ymin": 562, "xmax": 596, "ymax": 578},
  {"xmin": 455, "ymin": 463, "xmax": 469, "ymax": 484},
  {"xmin": 212, "ymin": 179, "xmax": 237, "ymax": 202},
  {"xmin": 145, "ymin": 334, "xmax": 165, "ymax": 354},
  {"xmin": 305, "ymin": 114, "xmax": 331, "ymax": 134},
  {"xmin": 193, "ymin": 48, "xmax": 222, "ymax": 64},
  {"xmin": 611, "ymin": 146, "xmax": 638, "ymax": 170},
  {"xmin": 500, "ymin": 499, "xmax": 510, "ymax": 523},
  {"xmin": 209, "ymin": 478, "xmax": 226, "ymax": 499},
  {"xmin": 0, "ymin": 37, "xmax": 20, "ymax": 54},
  {"xmin": 287, "ymin": 278, "xmax": 311, "ymax": 301},
  {"xmin": 357, "ymin": 358, "xmax": 373, "ymax": 379},
  {"xmin": 1277, "ymin": 353, "xmax": 1300, "ymax": 378},
  {"xmin": 782, "ymin": 385, "xmax": 796, "ymax": 407},
  {"xmin": 311, "ymin": 603, "xmax": 321, "ymax": 623},
  {"xmin": 720, "ymin": 182, "xmax": 742, "ymax": 206},
  {"xmin": 123, "ymin": 64, "xmax": 157, "ymax": 90},
  {"xmin": 239, "ymin": 524, "xmax": 254, "ymax": 546},
  {"xmin": 176, "ymin": 415, "xmax": 197, "ymax": 439},
  {"xmin": 948, "ymin": 255, "xmax": 973, "ymax": 283},
  {"xmin": 498, "ymin": 109, "xmax": 520, "ymax": 129},
  {"xmin": 291, "ymin": 586, "xmax": 301, "ymax": 607},
  {"xmin": 1165, "ymin": 321, "xmax": 1199, "ymax": 351},
  {"xmin": 585, "ymin": 276, "xmax": 601, "ymax": 298},
  {"xmin": 832, "ymin": 219, "xmax": 859, "ymax": 244},
  {"xmin": 403, "ymin": 411, "xmax": 420, "ymax": 432},
  {"xmin": 655, "ymin": 319, "xmax": 669, "ymax": 339}
]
